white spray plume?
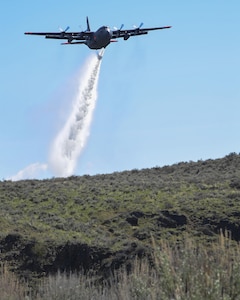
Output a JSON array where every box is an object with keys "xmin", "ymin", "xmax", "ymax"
[
  {"xmin": 49, "ymin": 52, "xmax": 103, "ymax": 177},
  {"xmin": 8, "ymin": 163, "xmax": 48, "ymax": 181}
]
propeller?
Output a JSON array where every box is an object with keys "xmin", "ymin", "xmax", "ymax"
[
  {"xmin": 133, "ymin": 22, "xmax": 143, "ymax": 29},
  {"xmin": 59, "ymin": 26, "xmax": 70, "ymax": 33},
  {"xmin": 113, "ymin": 24, "xmax": 124, "ymax": 38},
  {"xmin": 113, "ymin": 24, "xmax": 124, "ymax": 31}
]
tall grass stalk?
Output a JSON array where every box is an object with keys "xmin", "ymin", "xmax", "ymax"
[
  {"xmin": 1, "ymin": 232, "xmax": 240, "ymax": 299},
  {"xmin": 0, "ymin": 263, "xmax": 28, "ymax": 300}
]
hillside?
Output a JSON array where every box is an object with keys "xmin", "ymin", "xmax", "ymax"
[{"xmin": 1, "ymin": 153, "xmax": 240, "ymax": 282}]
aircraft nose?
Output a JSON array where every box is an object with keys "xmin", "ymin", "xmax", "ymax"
[{"xmin": 105, "ymin": 26, "xmax": 112, "ymax": 37}]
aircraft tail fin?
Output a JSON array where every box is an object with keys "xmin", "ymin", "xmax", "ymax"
[{"xmin": 86, "ymin": 16, "xmax": 91, "ymax": 31}]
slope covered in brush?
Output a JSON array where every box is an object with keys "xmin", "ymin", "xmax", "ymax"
[{"xmin": 0, "ymin": 153, "xmax": 240, "ymax": 281}]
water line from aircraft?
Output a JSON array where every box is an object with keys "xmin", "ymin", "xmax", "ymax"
[{"xmin": 49, "ymin": 50, "xmax": 104, "ymax": 177}]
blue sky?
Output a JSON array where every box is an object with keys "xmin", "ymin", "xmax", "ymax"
[{"xmin": 1, "ymin": 0, "xmax": 240, "ymax": 180}]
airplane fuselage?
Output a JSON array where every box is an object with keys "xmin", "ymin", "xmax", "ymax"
[{"xmin": 87, "ymin": 26, "xmax": 113, "ymax": 49}]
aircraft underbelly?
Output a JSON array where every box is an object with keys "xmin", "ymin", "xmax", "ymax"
[
  {"xmin": 88, "ymin": 41, "xmax": 110, "ymax": 49},
  {"xmin": 87, "ymin": 28, "xmax": 112, "ymax": 49}
]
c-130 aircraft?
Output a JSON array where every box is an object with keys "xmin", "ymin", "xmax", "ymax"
[{"xmin": 25, "ymin": 17, "xmax": 171, "ymax": 50}]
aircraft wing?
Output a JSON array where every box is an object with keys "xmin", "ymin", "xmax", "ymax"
[
  {"xmin": 112, "ymin": 25, "xmax": 171, "ymax": 39},
  {"xmin": 24, "ymin": 31, "xmax": 92, "ymax": 42}
]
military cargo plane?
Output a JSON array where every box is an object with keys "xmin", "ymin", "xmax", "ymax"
[{"xmin": 25, "ymin": 17, "xmax": 171, "ymax": 50}]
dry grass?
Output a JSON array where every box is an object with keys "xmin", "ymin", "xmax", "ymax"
[
  {"xmin": 0, "ymin": 263, "xmax": 29, "ymax": 300},
  {"xmin": 1, "ymin": 231, "xmax": 240, "ymax": 299}
]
